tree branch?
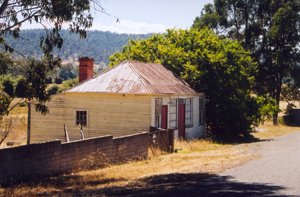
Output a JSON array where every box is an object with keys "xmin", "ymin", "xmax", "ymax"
[{"xmin": 0, "ymin": 0, "xmax": 9, "ymax": 16}]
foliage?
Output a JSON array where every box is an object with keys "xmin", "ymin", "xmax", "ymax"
[
  {"xmin": 0, "ymin": 89, "xmax": 11, "ymax": 115},
  {"xmin": 45, "ymin": 77, "xmax": 53, "ymax": 84},
  {"xmin": 47, "ymin": 85, "xmax": 61, "ymax": 96},
  {"xmin": 282, "ymin": 86, "xmax": 300, "ymax": 101},
  {"xmin": 109, "ymin": 28, "xmax": 266, "ymax": 136},
  {"xmin": 255, "ymin": 96, "xmax": 279, "ymax": 124},
  {"xmin": 15, "ymin": 78, "xmax": 27, "ymax": 98},
  {"xmin": 4, "ymin": 29, "xmax": 150, "ymax": 64},
  {"xmin": 0, "ymin": 53, "xmax": 13, "ymax": 75},
  {"xmin": 193, "ymin": 0, "xmax": 300, "ymax": 124},
  {"xmin": 2, "ymin": 79, "xmax": 14, "ymax": 96},
  {"xmin": 61, "ymin": 78, "xmax": 79, "ymax": 91},
  {"xmin": 54, "ymin": 77, "xmax": 63, "ymax": 84},
  {"xmin": 58, "ymin": 63, "xmax": 77, "ymax": 80}
]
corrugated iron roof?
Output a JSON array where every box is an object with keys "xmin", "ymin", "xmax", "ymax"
[{"xmin": 67, "ymin": 61, "xmax": 197, "ymax": 94}]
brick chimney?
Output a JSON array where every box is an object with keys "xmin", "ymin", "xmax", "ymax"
[{"xmin": 79, "ymin": 57, "xmax": 94, "ymax": 83}]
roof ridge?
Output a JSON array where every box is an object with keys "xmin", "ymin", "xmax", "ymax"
[{"xmin": 127, "ymin": 62, "xmax": 153, "ymax": 93}]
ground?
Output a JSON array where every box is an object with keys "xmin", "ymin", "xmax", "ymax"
[{"xmin": 0, "ymin": 118, "xmax": 299, "ymax": 196}]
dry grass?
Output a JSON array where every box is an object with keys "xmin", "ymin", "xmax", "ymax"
[
  {"xmin": 0, "ymin": 104, "xmax": 27, "ymax": 148},
  {"xmin": 253, "ymin": 121, "xmax": 300, "ymax": 140},
  {"xmin": 0, "ymin": 138, "xmax": 254, "ymax": 196}
]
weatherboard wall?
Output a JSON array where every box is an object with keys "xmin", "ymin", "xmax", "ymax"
[{"xmin": 31, "ymin": 93, "xmax": 151, "ymax": 143}]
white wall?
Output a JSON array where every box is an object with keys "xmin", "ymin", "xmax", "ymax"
[{"xmin": 150, "ymin": 94, "xmax": 206, "ymax": 140}]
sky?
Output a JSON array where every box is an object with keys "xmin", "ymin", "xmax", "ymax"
[
  {"xmin": 24, "ymin": 0, "xmax": 213, "ymax": 34},
  {"xmin": 91, "ymin": 0, "xmax": 213, "ymax": 34}
]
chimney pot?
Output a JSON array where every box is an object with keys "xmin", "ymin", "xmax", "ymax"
[{"xmin": 79, "ymin": 57, "xmax": 94, "ymax": 83}]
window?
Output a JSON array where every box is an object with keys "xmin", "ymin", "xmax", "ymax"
[
  {"xmin": 169, "ymin": 98, "xmax": 177, "ymax": 129},
  {"xmin": 199, "ymin": 98, "xmax": 204, "ymax": 125},
  {"xmin": 179, "ymin": 98, "xmax": 193, "ymax": 127},
  {"xmin": 155, "ymin": 98, "xmax": 162, "ymax": 128},
  {"xmin": 76, "ymin": 110, "xmax": 87, "ymax": 126}
]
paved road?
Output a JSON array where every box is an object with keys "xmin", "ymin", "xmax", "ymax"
[{"xmin": 221, "ymin": 131, "xmax": 300, "ymax": 196}]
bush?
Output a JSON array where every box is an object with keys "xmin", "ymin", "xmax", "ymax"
[
  {"xmin": 45, "ymin": 77, "xmax": 52, "ymax": 84},
  {"xmin": 54, "ymin": 77, "xmax": 63, "ymax": 84},
  {"xmin": 61, "ymin": 78, "xmax": 79, "ymax": 91},
  {"xmin": 47, "ymin": 85, "xmax": 61, "ymax": 96},
  {"xmin": 2, "ymin": 79, "xmax": 14, "ymax": 96},
  {"xmin": 15, "ymin": 78, "xmax": 27, "ymax": 98}
]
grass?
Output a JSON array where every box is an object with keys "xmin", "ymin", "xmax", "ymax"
[
  {"xmin": 0, "ymin": 104, "xmax": 27, "ymax": 148},
  {"xmin": 253, "ymin": 121, "xmax": 300, "ymax": 140},
  {"xmin": 0, "ymin": 107, "xmax": 299, "ymax": 195}
]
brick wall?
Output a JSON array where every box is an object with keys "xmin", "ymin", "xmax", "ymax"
[{"xmin": 0, "ymin": 132, "xmax": 148, "ymax": 185}]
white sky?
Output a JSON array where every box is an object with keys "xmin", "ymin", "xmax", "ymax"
[{"xmin": 24, "ymin": 0, "xmax": 213, "ymax": 34}]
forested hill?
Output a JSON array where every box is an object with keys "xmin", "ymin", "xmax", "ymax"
[{"xmin": 5, "ymin": 29, "xmax": 150, "ymax": 64}]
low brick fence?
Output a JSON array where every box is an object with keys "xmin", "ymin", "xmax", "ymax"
[{"xmin": 0, "ymin": 132, "xmax": 148, "ymax": 185}]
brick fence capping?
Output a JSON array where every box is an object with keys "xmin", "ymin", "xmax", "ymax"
[{"xmin": 0, "ymin": 132, "xmax": 149, "ymax": 185}]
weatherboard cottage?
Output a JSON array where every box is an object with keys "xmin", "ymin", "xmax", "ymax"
[{"xmin": 31, "ymin": 58, "xmax": 206, "ymax": 143}]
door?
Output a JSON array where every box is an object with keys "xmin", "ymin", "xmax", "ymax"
[
  {"xmin": 178, "ymin": 103, "xmax": 185, "ymax": 138},
  {"xmin": 161, "ymin": 105, "xmax": 168, "ymax": 129}
]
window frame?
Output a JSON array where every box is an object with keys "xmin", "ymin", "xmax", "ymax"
[
  {"xmin": 75, "ymin": 110, "xmax": 88, "ymax": 127},
  {"xmin": 154, "ymin": 98, "xmax": 162, "ymax": 128},
  {"xmin": 169, "ymin": 98, "xmax": 178, "ymax": 129},
  {"xmin": 179, "ymin": 98, "xmax": 193, "ymax": 128}
]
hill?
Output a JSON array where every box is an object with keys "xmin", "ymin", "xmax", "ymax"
[{"xmin": 5, "ymin": 29, "xmax": 150, "ymax": 64}]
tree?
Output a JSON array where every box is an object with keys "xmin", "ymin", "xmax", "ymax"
[
  {"xmin": 0, "ymin": 0, "xmax": 105, "ymax": 115},
  {"xmin": 109, "ymin": 28, "xmax": 268, "ymax": 137},
  {"xmin": 193, "ymin": 0, "xmax": 300, "ymax": 125},
  {"xmin": 58, "ymin": 63, "xmax": 77, "ymax": 80},
  {"xmin": 0, "ymin": 53, "xmax": 13, "ymax": 75},
  {"xmin": 15, "ymin": 78, "xmax": 27, "ymax": 98},
  {"xmin": 47, "ymin": 85, "xmax": 61, "ymax": 96},
  {"xmin": 2, "ymin": 79, "xmax": 14, "ymax": 96}
]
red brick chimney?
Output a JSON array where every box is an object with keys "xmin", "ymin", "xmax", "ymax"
[{"xmin": 79, "ymin": 57, "xmax": 94, "ymax": 83}]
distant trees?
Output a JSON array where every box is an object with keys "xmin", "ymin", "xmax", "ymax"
[
  {"xmin": 193, "ymin": 0, "xmax": 300, "ymax": 125},
  {"xmin": 110, "ymin": 28, "xmax": 274, "ymax": 137},
  {"xmin": 4, "ymin": 29, "xmax": 150, "ymax": 64}
]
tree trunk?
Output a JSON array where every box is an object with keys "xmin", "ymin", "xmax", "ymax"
[{"xmin": 273, "ymin": 74, "xmax": 282, "ymax": 126}]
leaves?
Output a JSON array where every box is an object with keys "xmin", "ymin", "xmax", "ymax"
[{"xmin": 193, "ymin": 0, "xmax": 300, "ymax": 124}]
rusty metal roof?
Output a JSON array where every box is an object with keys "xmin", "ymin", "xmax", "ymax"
[{"xmin": 67, "ymin": 61, "xmax": 197, "ymax": 95}]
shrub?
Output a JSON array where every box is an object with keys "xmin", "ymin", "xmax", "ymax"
[
  {"xmin": 54, "ymin": 77, "xmax": 63, "ymax": 84},
  {"xmin": 47, "ymin": 85, "xmax": 61, "ymax": 96}
]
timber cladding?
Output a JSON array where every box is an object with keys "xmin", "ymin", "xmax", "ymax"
[
  {"xmin": 31, "ymin": 93, "xmax": 152, "ymax": 143},
  {"xmin": 0, "ymin": 132, "xmax": 148, "ymax": 185}
]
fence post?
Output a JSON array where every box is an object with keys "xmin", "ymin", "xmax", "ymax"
[
  {"xmin": 27, "ymin": 100, "xmax": 31, "ymax": 145},
  {"xmin": 168, "ymin": 129, "xmax": 174, "ymax": 153}
]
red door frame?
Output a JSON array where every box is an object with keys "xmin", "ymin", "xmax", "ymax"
[
  {"xmin": 178, "ymin": 103, "xmax": 185, "ymax": 138},
  {"xmin": 161, "ymin": 105, "xmax": 168, "ymax": 129}
]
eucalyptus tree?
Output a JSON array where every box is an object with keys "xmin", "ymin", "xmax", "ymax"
[{"xmin": 193, "ymin": 0, "xmax": 300, "ymax": 124}]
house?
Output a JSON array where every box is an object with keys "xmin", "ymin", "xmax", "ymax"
[{"xmin": 31, "ymin": 58, "xmax": 206, "ymax": 143}]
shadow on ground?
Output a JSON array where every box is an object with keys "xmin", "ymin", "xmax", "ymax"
[
  {"xmin": 17, "ymin": 172, "xmax": 289, "ymax": 197},
  {"xmin": 210, "ymin": 132, "xmax": 273, "ymax": 145}
]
